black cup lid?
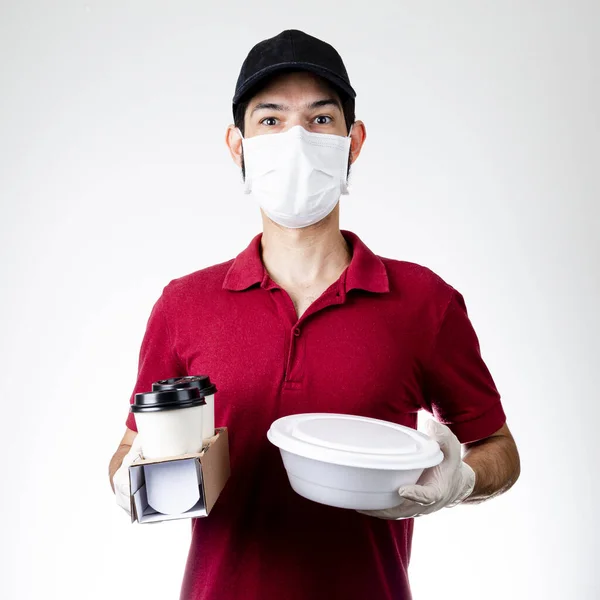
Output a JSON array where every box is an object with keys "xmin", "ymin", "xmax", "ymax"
[
  {"xmin": 131, "ymin": 386, "xmax": 206, "ymax": 413},
  {"xmin": 152, "ymin": 375, "xmax": 217, "ymax": 396}
]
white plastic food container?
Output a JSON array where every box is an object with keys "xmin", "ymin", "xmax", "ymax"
[{"xmin": 267, "ymin": 413, "xmax": 444, "ymax": 510}]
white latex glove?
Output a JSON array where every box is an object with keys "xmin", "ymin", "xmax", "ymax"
[
  {"xmin": 113, "ymin": 434, "xmax": 144, "ymax": 516},
  {"xmin": 358, "ymin": 420, "xmax": 476, "ymax": 520}
]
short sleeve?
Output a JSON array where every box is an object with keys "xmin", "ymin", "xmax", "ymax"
[
  {"xmin": 422, "ymin": 290, "xmax": 506, "ymax": 443},
  {"xmin": 125, "ymin": 290, "xmax": 186, "ymax": 432}
]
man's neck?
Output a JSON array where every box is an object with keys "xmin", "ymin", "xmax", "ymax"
[{"xmin": 259, "ymin": 208, "xmax": 351, "ymax": 291}]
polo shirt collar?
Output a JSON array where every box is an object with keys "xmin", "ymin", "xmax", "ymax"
[{"xmin": 222, "ymin": 229, "xmax": 389, "ymax": 294}]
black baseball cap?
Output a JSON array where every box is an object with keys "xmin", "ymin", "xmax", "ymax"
[{"xmin": 232, "ymin": 29, "xmax": 356, "ymax": 117}]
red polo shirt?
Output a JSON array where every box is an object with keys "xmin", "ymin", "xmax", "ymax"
[{"xmin": 125, "ymin": 229, "xmax": 506, "ymax": 600}]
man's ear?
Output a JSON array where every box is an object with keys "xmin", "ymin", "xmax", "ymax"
[
  {"xmin": 349, "ymin": 119, "xmax": 367, "ymax": 165},
  {"xmin": 225, "ymin": 124, "xmax": 243, "ymax": 168}
]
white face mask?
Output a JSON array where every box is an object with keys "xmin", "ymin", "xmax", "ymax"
[{"xmin": 239, "ymin": 125, "xmax": 353, "ymax": 229}]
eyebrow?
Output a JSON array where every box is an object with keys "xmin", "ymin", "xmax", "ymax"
[{"xmin": 249, "ymin": 98, "xmax": 342, "ymax": 117}]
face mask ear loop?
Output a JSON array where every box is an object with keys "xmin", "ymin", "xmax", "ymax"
[
  {"xmin": 340, "ymin": 123, "xmax": 354, "ymax": 194},
  {"xmin": 236, "ymin": 127, "xmax": 251, "ymax": 192}
]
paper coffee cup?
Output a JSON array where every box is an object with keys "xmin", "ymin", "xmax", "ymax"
[
  {"xmin": 153, "ymin": 375, "xmax": 218, "ymax": 442},
  {"xmin": 131, "ymin": 387, "xmax": 206, "ymax": 459},
  {"xmin": 200, "ymin": 393, "xmax": 215, "ymax": 441}
]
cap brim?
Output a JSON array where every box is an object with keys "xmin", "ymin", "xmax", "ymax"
[{"xmin": 232, "ymin": 61, "xmax": 356, "ymax": 107}]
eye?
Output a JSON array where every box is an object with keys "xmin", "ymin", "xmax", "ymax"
[
  {"xmin": 260, "ymin": 117, "xmax": 278, "ymax": 126},
  {"xmin": 314, "ymin": 115, "xmax": 332, "ymax": 125}
]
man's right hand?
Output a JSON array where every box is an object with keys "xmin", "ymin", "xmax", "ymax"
[{"xmin": 110, "ymin": 431, "xmax": 144, "ymax": 516}]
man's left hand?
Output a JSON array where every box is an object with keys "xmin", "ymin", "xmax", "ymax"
[{"xmin": 358, "ymin": 420, "xmax": 476, "ymax": 520}]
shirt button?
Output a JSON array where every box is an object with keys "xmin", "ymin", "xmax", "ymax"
[{"xmin": 293, "ymin": 327, "xmax": 301, "ymax": 337}]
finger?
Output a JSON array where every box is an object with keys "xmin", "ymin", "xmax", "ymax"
[
  {"xmin": 357, "ymin": 508, "xmax": 416, "ymax": 520},
  {"xmin": 391, "ymin": 493, "xmax": 446, "ymax": 518},
  {"xmin": 358, "ymin": 495, "xmax": 431, "ymax": 520},
  {"xmin": 426, "ymin": 419, "xmax": 460, "ymax": 460},
  {"xmin": 426, "ymin": 419, "xmax": 449, "ymax": 446},
  {"xmin": 357, "ymin": 509, "xmax": 391, "ymax": 519},
  {"xmin": 357, "ymin": 497, "xmax": 410, "ymax": 519},
  {"xmin": 380, "ymin": 500, "xmax": 426, "ymax": 520},
  {"xmin": 397, "ymin": 484, "xmax": 438, "ymax": 506}
]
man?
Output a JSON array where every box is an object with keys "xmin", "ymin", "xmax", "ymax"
[{"xmin": 109, "ymin": 29, "xmax": 520, "ymax": 600}]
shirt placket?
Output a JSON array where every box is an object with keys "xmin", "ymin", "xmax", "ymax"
[{"xmin": 264, "ymin": 273, "xmax": 347, "ymax": 393}]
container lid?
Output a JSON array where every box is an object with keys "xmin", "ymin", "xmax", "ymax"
[
  {"xmin": 267, "ymin": 413, "xmax": 444, "ymax": 470},
  {"xmin": 132, "ymin": 386, "xmax": 206, "ymax": 413},
  {"xmin": 152, "ymin": 375, "xmax": 217, "ymax": 396}
]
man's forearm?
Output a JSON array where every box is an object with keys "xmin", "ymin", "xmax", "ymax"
[
  {"xmin": 108, "ymin": 444, "xmax": 132, "ymax": 492},
  {"xmin": 462, "ymin": 427, "xmax": 520, "ymax": 504}
]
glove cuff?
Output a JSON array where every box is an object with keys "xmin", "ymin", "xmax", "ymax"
[{"xmin": 447, "ymin": 462, "xmax": 476, "ymax": 508}]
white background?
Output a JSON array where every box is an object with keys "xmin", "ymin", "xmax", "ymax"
[{"xmin": 1, "ymin": 1, "xmax": 598, "ymax": 598}]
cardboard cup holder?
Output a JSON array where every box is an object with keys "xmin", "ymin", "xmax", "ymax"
[{"xmin": 128, "ymin": 427, "xmax": 230, "ymax": 524}]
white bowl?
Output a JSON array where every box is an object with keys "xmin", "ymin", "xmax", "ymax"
[{"xmin": 267, "ymin": 413, "xmax": 443, "ymax": 510}]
